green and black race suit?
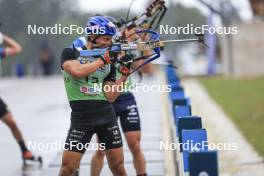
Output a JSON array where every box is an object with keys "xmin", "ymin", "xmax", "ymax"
[
  {"xmin": 113, "ymin": 58, "xmax": 141, "ymax": 132},
  {"xmin": 61, "ymin": 46, "xmax": 116, "ymax": 111},
  {"xmin": 61, "ymin": 45, "xmax": 122, "ymax": 152}
]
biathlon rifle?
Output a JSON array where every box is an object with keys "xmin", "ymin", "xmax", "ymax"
[
  {"xmin": 76, "ymin": 30, "xmax": 208, "ymax": 74},
  {"xmin": 125, "ymin": 0, "xmax": 167, "ymax": 30},
  {"xmin": 76, "ymin": 0, "xmax": 208, "ymax": 74}
]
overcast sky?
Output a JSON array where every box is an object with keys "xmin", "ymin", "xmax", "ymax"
[{"xmin": 78, "ymin": 0, "xmax": 253, "ymax": 20}]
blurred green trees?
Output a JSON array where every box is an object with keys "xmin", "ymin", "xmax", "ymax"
[{"xmin": 0, "ymin": 0, "xmax": 205, "ymax": 76}]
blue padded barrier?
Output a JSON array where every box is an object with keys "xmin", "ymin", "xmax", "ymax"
[
  {"xmin": 178, "ymin": 116, "xmax": 202, "ymax": 143},
  {"xmin": 182, "ymin": 129, "xmax": 208, "ymax": 171},
  {"xmin": 189, "ymin": 151, "xmax": 219, "ymax": 176}
]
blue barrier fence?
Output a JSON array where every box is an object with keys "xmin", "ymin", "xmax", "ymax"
[{"xmin": 165, "ymin": 66, "xmax": 219, "ymax": 176}]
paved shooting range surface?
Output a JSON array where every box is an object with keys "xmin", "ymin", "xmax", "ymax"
[
  {"xmin": 0, "ymin": 74, "xmax": 167, "ymax": 176},
  {"xmin": 1, "ymin": 75, "xmax": 264, "ymax": 176}
]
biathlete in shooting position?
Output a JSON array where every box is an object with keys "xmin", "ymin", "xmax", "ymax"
[
  {"xmin": 59, "ymin": 16, "xmax": 134, "ymax": 176},
  {"xmin": 0, "ymin": 32, "xmax": 42, "ymax": 165},
  {"xmin": 90, "ymin": 19, "xmax": 154, "ymax": 176}
]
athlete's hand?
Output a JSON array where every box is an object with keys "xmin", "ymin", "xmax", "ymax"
[
  {"xmin": 100, "ymin": 50, "xmax": 118, "ymax": 64},
  {"xmin": 118, "ymin": 54, "xmax": 133, "ymax": 76}
]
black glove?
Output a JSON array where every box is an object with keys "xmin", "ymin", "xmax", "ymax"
[
  {"xmin": 118, "ymin": 54, "xmax": 133, "ymax": 76},
  {"xmin": 99, "ymin": 50, "xmax": 118, "ymax": 64}
]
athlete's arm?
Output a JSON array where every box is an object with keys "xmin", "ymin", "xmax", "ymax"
[
  {"xmin": 1, "ymin": 33, "xmax": 22, "ymax": 57},
  {"xmin": 61, "ymin": 48, "xmax": 105, "ymax": 79},
  {"xmin": 103, "ymin": 65, "xmax": 128, "ymax": 103},
  {"xmin": 63, "ymin": 60, "xmax": 105, "ymax": 79}
]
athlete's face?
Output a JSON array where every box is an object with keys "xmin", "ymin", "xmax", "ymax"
[{"xmin": 91, "ymin": 35, "xmax": 112, "ymax": 48}]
